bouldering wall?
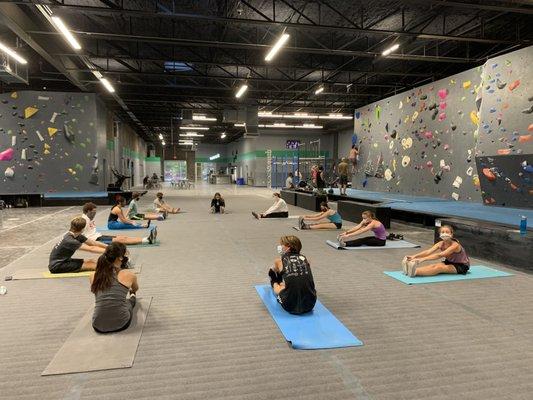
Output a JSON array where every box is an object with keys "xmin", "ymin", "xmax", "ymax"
[
  {"xmin": 475, "ymin": 46, "xmax": 533, "ymax": 208},
  {"xmin": 351, "ymin": 67, "xmax": 483, "ymax": 201},
  {"xmin": 0, "ymin": 91, "xmax": 106, "ymax": 194}
]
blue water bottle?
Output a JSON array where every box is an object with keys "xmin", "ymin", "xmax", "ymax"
[{"xmin": 520, "ymin": 216, "xmax": 527, "ymax": 236}]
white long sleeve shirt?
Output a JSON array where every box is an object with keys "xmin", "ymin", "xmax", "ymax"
[{"xmin": 265, "ymin": 198, "xmax": 289, "ymax": 215}]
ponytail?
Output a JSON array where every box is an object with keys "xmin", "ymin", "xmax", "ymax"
[{"xmin": 91, "ymin": 242, "xmax": 127, "ymax": 294}]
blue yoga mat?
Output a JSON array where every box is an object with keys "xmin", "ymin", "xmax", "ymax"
[
  {"xmin": 255, "ymin": 285, "xmax": 363, "ymax": 350},
  {"xmin": 96, "ymin": 226, "xmax": 149, "ymax": 232},
  {"xmin": 326, "ymin": 239, "xmax": 420, "ymax": 250},
  {"xmin": 384, "ymin": 265, "xmax": 513, "ymax": 285}
]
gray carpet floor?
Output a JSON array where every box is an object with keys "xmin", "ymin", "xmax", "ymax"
[{"xmin": 1, "ymin": 187, "xmax": 532, "ymax": 400}]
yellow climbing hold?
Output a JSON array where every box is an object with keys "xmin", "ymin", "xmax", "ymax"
[
  {"xmin": 48, "ymin": 127, "xmax": 58, "ymax": 136},
  {"xmin": 10, "ymin": 92, "xmax": 18, "ymax": 99},
  {"xmin": 411, "ymin": 111, "xmax": 419, "ymax": 122},
  {"xmin": 44, "ymin": 149, "xmax": 50, "ymax": 155},
  {"xmin": 463, "ymin": 81, "xmax": 471, "ymax": 89},
  {"xmin": 24, "ymin": 106, "xmax": 39, "ymax": 119},
  {"xmin": 44, "ymin": 143, "xmax": 50, "ymax": 150},
  {"xmin": 469, "ymin": 111, "xmax": 479, "ymax": 126}
]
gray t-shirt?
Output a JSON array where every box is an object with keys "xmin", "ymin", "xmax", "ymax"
[{"xmin": 49, "ymin": 232, "xmax": 88, "ymax": 268}]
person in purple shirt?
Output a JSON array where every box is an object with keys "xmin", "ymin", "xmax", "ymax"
[
  {"xmin": 337, "ymin": 210, "xmax": 387, "ymax": 247},
  {"xmin": 402, "ymin": 225, "xmax": 470, "ymax": 277}
]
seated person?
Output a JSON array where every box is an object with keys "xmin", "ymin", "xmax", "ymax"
[
  {"xmin": 90, "ymin": 242, "xmax": 138, "ymax": 333},
  {"xmin": 48, "ymin": 217, "xmax": 100, "ymax": 273},
  {"xmin": 252, "ymin": 193, "xmax": 289, "ymax": 219},
  {"xmin": 299, "ymin": 202, "xmax": 342, "ymax": 230},
  {"xmin": 127, "ymin": 192, "xmax": 165, "ymax": 221},
  {"xmin": 403, "ymin": 225, "xmax": 470, "ymax": 277},
  {"xmin": 108, "ymin": 196, "xmax": 150, "ymax": 230},
  {"xmin": 285, "ymin": 172, "xmax": 295, "ymax": 189},
  {"xmin": 153, "ymin": 192, "xmax": 180, "ymax": 214},
  {"xmin": 337, "ymin": 210, "xmax": 387, "ymax": 247},
  {"xmin": 210, "ymin": 192, "xmax": 225, "ymax": 214},
  {"xmin": 82, "ymin": 203, "xmax": 157, "ymax": 246},
  {"xmin": 268, "ymin": 235, "xmax": 316, "ymax": 315}
]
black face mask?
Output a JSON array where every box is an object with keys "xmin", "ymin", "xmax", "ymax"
[{"xmin": 120, "ymin": 256, "xmax": 129, "ymax": 269}]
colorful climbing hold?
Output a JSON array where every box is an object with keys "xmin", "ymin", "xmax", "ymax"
[
  {"xmin": 482, "ymin": 168, "xmax": 496, "ymax": 181},
  {"xmin": 508, "ymin": 80, "xmax": 520, "ymax": 91},
  {"xmin": 4, "ymin": 167, "xmax": 14, "ymax": 178},
  {"xmin": 469, "ymin": 111, "xmax": 479, "ymax": 126},
  {"xmin": 0, "ymin": 148, "xmax": 14, "ymax": 161},
  {"xmin": 438, "ymin": 89, "xmax": 448, "ymax": 100},
  {"xmin": 48, "ymin": 127, "xmax": 58, "ymax": 136},
  {"xmin": 462, "ymin": 81, "xmax": 471, "ymax": 89}
]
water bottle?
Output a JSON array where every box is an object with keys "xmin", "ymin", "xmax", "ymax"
[{"xmin": 520, "ymin": 216, "xmax": 527, "ymax": 236}]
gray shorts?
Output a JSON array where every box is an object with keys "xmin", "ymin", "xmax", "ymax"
[{"xmin": 49, "ymin": 259, "xmax": 84, "ymax": 274}]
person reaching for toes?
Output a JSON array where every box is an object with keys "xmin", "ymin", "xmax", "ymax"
[
  {"xmin": 90, "ymin": 242, "xmax": 139, "ymax": 333},
  {"xmin": 299, "ymin": 202, "xmax": 342, "ymax": 230},
  {"xmin": 210, "ymin": 192, "xmax": 225, "ymax": 214},
  {"xmin": 337, "ymin": 210, "xmax": 387, "ymax": 247},
  {"xmin": 154, "ymin": 192, "xmax": 180, "ymax": 214},
  {"xmin": 252, "ymin": 192, "xmax": 289, "ymax": 219},
  {"xmin": 402, "ymin": 225, "xmax": 470, "ymax": 277},
  {"xmin": 127, "ymin": 192, "xmax": 165, "ymax": 221},
  {"xmin": 268, "ymin": 235, "xmax": 316, "ymax": 315}
]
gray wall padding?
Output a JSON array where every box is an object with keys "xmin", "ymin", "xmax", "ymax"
[{"xmin": 0, "ymin": 91, "xmax": 105, "ymax": 194}]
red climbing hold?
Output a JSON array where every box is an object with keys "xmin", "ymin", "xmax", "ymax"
[
  {"xmin": 509, "ymin": 80, "xmax": 520, "ymax": 91},
  {"xmin": 482, "ymin": 168, "xmax": 496, "ymax": 181}
]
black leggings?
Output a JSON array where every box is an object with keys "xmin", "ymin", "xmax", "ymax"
[
  {"xmin": 345, "ymin": 237, "xmax": 386, "ymax": 247},
  {"xmin": 262, "ymin": 212, "xmax": 289, "ymax": 218}
]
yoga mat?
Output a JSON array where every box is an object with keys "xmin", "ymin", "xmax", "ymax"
[
  {"xmin": 98, "ymin": 239, "xmax": 160, "ymax": 247},
  {"xmin": 326, "ymin": 239, "xmax": 420, "ymax": 250},
  {"xmin": 384, "ymin": 265, "xmax": 513, "ymax": 285},
  {"xmin": 255, "ymin": 285, "xmax": 363, "ymax": 350},
  {"xmin": 293, "ymin": 226, "xmax": 340, "ymax": 231},
  {"xmin": 42, "ymin": 297, "xmax": 152, "ymax": 376},
  {"xmin": 7, "ymin": 265, "xmax": 142, "ymax": 281},
  {"xmin": 96, "ymin": 226, "xmax": 149, "ymax": 232}
]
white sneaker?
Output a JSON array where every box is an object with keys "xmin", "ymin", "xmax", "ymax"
[
  {"xmin": 407, "ymin": 260, "xmax": 418, "ymax": 277},
  {"xmin": 338, "ymin": 238, "xmax": 346, "ymax": 248},
  {"xmin": 402, "ymin": 257, "xmax": 408, "ymax": 275}
]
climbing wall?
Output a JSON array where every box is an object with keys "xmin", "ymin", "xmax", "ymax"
[
  {"xmin": 0, "ymin": 91, "xmax": 106, "ymax": 194},
  {"xmin": 352, "ymin": 67, "xmax": 483, "ymax": 201},
  {"xmin": 475, "ymin": 46, "xmax": 533, "ymax": 208}
]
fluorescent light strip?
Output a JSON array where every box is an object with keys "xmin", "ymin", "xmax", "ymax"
[
  {"xmin": 99, "ymin": 78, "xmax": 115, "ymax": 93},
  {"xmin": 158, "ymin": 134, "xmax": 163, "ymax": 140},
  {"xmin": 0, "ymin": 42, "xmax": 28, "ymax": 64},
  {"xmin": 235, "ymin": 84, "xmax": 248, "ymax": 98},
  {"xmin": 234, "ymin": 123, "xmax": 246, "ymax": 127},
  {"xmin": 259, "ymin": 124, "xmax": 322, "ymax": 129},
  {"xmin": 209, "ymin": 153, "xmax": 220, "ymax": 160},
  {"xmin": 314, "ymin": 86, "xmax": 324, "ymax": 95},
  {"xmin": 382, "ymin": 43, "xmax": 400, "ymax": 56},
  {"xmin": 179, "ymin": 126, "xmax": 209, "ymax": 130},
  {"xmin": 221, "ymin": 133, "xmax": 226, "ymax": 139},
  {"xmin": 161, "ymin": 141, "xmax": 166, "ymax": 146},
  {"xmin": 192, "ymin": 115, "xmax": 217, "ymax": 121},
  {"xmin": 265, "ymin": 33, "xmax": 290, "ymax": 62},
  {"xmin": 258, "ymin": 112, "xmax": 352, "ymax": 120},
  {"xmin": 51, "ymin": 16, "xmax": 82, "ymax": 50},
  {"xmin": 179, "ymin": 133, "xmax": 204, "ymax": 137}
]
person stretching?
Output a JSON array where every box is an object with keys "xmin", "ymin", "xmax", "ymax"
[
  {"xmin": 82, "ymin": 203, "xmax": 157, "ymax": 246},
  {"xmin": 154, "ymin": 192, "xmax": 180, "ymax": 214},
  {"xmin": 90, "ymin": 243, "xmax": 139, "ymax": 333},
  {"xmin": 48, "ymin": 217, "xmax": 99, "ymax": 273},
  {"xmin": 299, "ymin": 202, "xmax": 342, "ymax": 230},
  {"xmin": 268, "ymin": 235, "xmax": 316, "ymax": 314},
  {"xmin": 337, "ymin": 210, "xmax": 387, "ymax": 247},
  {"xmin": 108, "ymin": 196, "xmax": 150, "ymax": 230},
  {"xmin": 252, "ymin": 192, "xmax": 289, "ymax": 219},
  {"xmin": 210, "ymin": 192, "xmax": 225, "ymax": 214},
  {"xmin": 402, "ymin": 225, "xmax": 470, "ymax": 277},
  {"xmin": 127, "ymin": 192, "xmax": 165, "ymax": 221}
]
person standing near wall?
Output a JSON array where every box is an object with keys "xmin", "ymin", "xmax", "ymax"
[
  {"xmin": 316, "ymin": 166, "xmax": 326, "ymax": 192},
  {"xmin": 349, "ymin": 145, "xmax": 359, "ymax": 173},
  {"xmin": 338, "ymin": 158, "xmax": 349, "ymax": 196}
]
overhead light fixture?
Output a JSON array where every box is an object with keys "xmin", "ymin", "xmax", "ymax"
[
  {"xmin": 259, "ymin": 123, "xmax": 323, "ymax": 129},
  {"xmin": 318, "ymin": 113, "xmax": 353, "ymax": 120},
  {"xmin": 221, "ymin": 132, "xmax": 226, "ymax": 139},
  {"xmin": 235, "ymin": 84, "xmax": 248, "ymax": 98},
  {"xmin": 257, "ymin": 112, "xmax": 352, "ymax": 120},
  {"xmin": 0, "ymin": 41, "xmax": 28, "ymax": 64},
  {"xmin": 161, "ymin": 141, "xmax": 166, "ymax": 146},
  {"xmin": 264, "ymin": 32, "xmax": 290, "ymax": 62},
  {"xmin": 158, "ymin": 134, "xmax": 163, "ymax": 140},
  {"xmin": 99, "ymin": 78, "xmax": 115, "ymax": 93},
  {"xmin": 179, "ymin": 133, "xmax": 204, "ymax": 137},
  {"xmin": 51, "ymin": 16, "xmax": 82, "ymax": 50},
  {"xmin": 314, "ymin": 86, "xmax": 324, "ymax": 95},
  {"xmin": 234, "ymin": 123, "xmax": 246, "ymax": 127},
  {"xmin": 179, "ymin": 126, "xmax": 209, "ymax": 130},
  {"xmin": 382, "ymin": 43, "xmax": 400, "ymax": 56},
  {"xmin": 192, "ymin": 114, "xmax": 217, "ymax": 121},
  {"xmin": 297, "ymin": 124, "xmax": 323, "ymax": 129},
  {"xmin": 209, "ymin": 153, "xmax": 221, "ymax": 160}
]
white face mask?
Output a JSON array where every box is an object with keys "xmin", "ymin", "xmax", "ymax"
[
  {"xmin": 440, "ymin": 233, "xmax": 452, "ymax": 240},
  {"xmin": 277, "ymin": 245, "xmax": 285, "ymax": 255}
]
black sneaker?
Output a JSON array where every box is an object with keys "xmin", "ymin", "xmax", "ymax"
[
  {"xmin": 252, "ymin": 211, "xmax": 260, "ymax": 220},
  {"xmin": 148, "ymin": 229, "xmax": 154, "ymax": 244},
  {"xmin": 152, "ymin": 226, "xmax": 158, "ymax": 243},
  {"xmin": 146, "ymin": 220, "xmax": 151, "ymax": 228}
]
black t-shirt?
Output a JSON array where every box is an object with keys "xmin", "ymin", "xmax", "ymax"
[
  {"xmin": 316, "ymin": 172, "xmax": 325, "ymax": 188},
  {"xmin": 49, "ymin": 232, "xmax": 88, "ymax": 268},
  {"xmin": 211, "ymin": 198, "xmax": 225, "ymax": 212},
  {"xmin": 278, "ymin": 252, "xmax": 316, "ymax": 314}
]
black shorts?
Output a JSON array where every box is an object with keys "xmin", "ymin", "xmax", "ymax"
[
  {"xmin": 333, "ymin": 222, "xmax": 342, "ymax": 229},
  {"xmin": 97, "ymin": 235, "xmax": 115, "ymax": 244},
  {"xmin": 339, "ymin": 175, "xmax": 348, "ymax": 185},
  {"xmin": 49, "ymin": 259, "xmax": 84, "ymax": 274},
  {"xmin": 444, "ymin": 259, "xmax": 470, "ymax": 275}
]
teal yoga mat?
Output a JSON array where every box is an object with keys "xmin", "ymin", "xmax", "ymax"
[
  {"xmin": 384, "ymin": 265, "xmax": 513, "ymax": 285},
  {"xmin": 326, "ymin": 239, "xmax": 420, "ymax": 250},
  {"xmin": 255, "ymin": 285, "xmax": 363, "ymax": 350},
  {"xmin": 96, "ymin": 226, "xmax": 149, "ymax": 232}
]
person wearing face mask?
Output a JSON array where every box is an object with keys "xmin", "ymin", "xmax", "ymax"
[
  {"xmin": 81, "ymin": 203, "xmax": 157, "ymax": 246},
  {"xmin": 268, "ymin": 235, "xmax": 316, "ymax": 314},
  {"xmin": 299, "ymin": 202, "xmax": 342, "ymax": 230},
  {"xmin": 153, "ymin": 192, "xmax": 180, "ymax": 214},
  {"xmin": 127, "ymin": 192, "xmax": 166, "ymax": 221},
  {"xmin": 108, "ymin": 196, "xmax": 150, "ymax": 230},
  {"xmin": 90, "ymin": 242, "xmax": 139, "ymax": 333},
  {"xmin": 337, "ymin": 210, "xmax": 387, "ymax": 247},
  {"xmin": 402, "ymin": 225, "xmax": 470, "ymax": 277},
  {"xmin": 252, "ymin": 192, "xmax": 289, "ymax": 219},
  {"xmin": 210, "ymin": 192, "xmax": 226, "ymax": 214}
]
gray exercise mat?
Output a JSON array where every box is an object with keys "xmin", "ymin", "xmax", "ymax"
[
  {"xmin": 293, "ymin": 226, "xmax": 340, "ymax": 231},
  {"xmin": 326, "ymin": 239, "xmax": 420, "ymax": 250},
  {"xmin": 7, "ymin": 264, "xmax": 142, "ymax": 281},
  {"xmin": 42, "ymin": 297, "xmax": 152, "ymax": 376}
]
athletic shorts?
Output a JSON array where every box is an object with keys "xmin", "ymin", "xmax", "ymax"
[
  {"xmin": 339, "ymin": 175, "xmax": 348, "ymax": 185},
  {"xmin": 444, "ymin": 259, "xmax": 470, "ymax": 275},
  {"xmin": 333, "ymin": 222, "xmax": 342, "ymax": 229},
  {"xmin": 96, "ymin": 235, "xmax": 115, "ymax": 244},
  {"xmin": 49, "ymin": 259, "xmax": 84, "ymax": 274}
]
